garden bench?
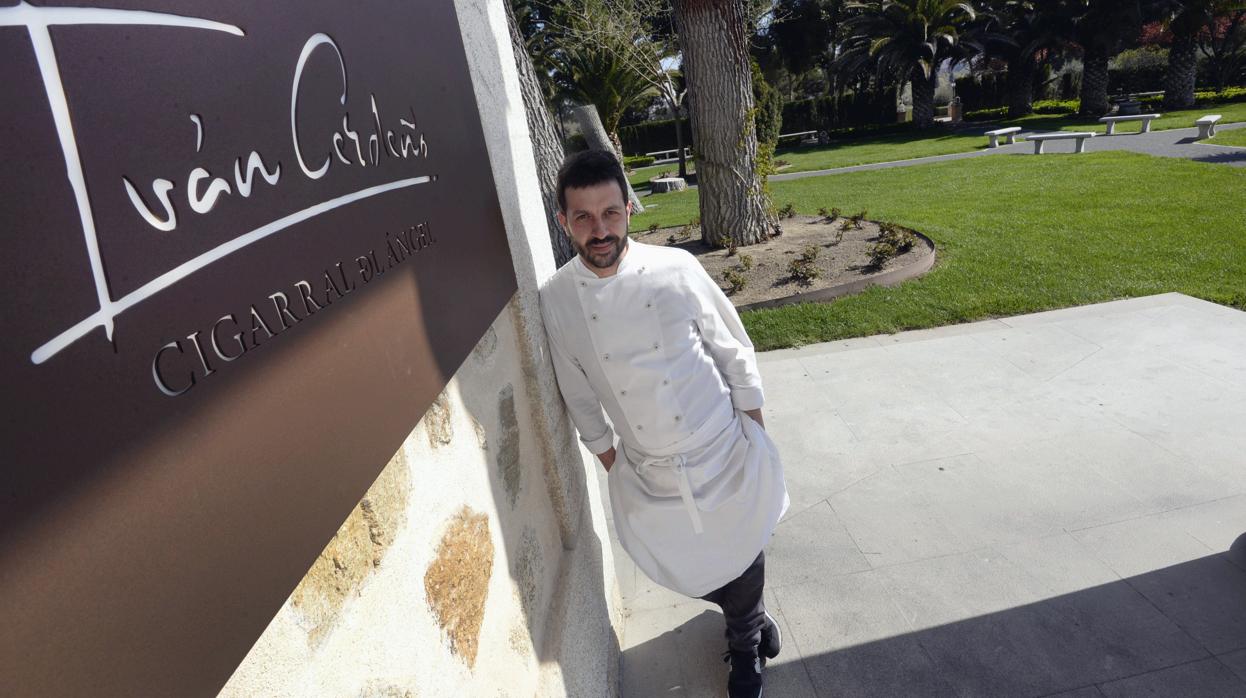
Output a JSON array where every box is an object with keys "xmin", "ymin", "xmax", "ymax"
[
  {"xmin": 1028, "ymin": 132, "xmax": 1095, "ymax": 154},
  {"xmin": 777, "ymin": 130, "xmax": 818, "ymax": 146},
  {"xmin": 644, "ymin": 147, "xmax": 691, "ymax": 163},
  {"xmin": 1196, "ymin": 114, "xmax": 1222, "ymax": 140},
  {"xmin": 1099, "ymin": 113, "xmax": 1162, "ymax": 135},
  {"xmin": 985, "ymin": 126, "xmax": 1022, "ymax": 148}
]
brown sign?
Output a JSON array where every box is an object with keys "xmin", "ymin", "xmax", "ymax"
[{"xmin": 0, "ymin": 1, "xmax": 516, "ymax": 695}]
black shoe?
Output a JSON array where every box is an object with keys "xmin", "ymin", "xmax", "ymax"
[
  {"xmin": 722, "ymin": 648, "xmax": 764, "ymax": 698},
  {"xmin": 760, "ymin": 610, "xmax": 782, "ymax": 662}
]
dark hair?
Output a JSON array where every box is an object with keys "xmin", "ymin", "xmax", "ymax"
[{"xmin": 556, "ymin": 149, "xmax": 629, "ymax": 213}]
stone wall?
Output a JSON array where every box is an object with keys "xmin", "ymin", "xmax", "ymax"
[{"xmin": 218, "ymin": 1, "xmax": 622, "ymax": 694}]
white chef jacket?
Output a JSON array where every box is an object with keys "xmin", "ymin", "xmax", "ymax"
[{"xmin": 539, "ymin": 241, "xmax": 789, "ymax": 597}]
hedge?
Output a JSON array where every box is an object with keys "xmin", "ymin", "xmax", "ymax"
[
  {"xmin": 619, "ymin": 118, "xmax": 689, "ymax": 156},
  {"xmin": 623, "ymin": 155, "xmax": 656, "ymax": 168},
  {"xmin": 780, "ymin": 90, "xmax": 896, "ymax": 133}
]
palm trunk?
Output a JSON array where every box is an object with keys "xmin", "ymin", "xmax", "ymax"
[
  {"xmin": 1007, "ymin": 56, "xmax": 1035, "ymax": 118},
  {"xmin": 1163, "ymin": 33, "xmax": 1198, "ymax": 110},
  {"xmin": 672, "ymin": 0, "xmax": 779, "ymax": 248},
  {"xmin": 1079, "ymin": 50, "xmax": 1110, "ymax": 117},
  {"xmin": 911, "ymin": 69, "xmax": 936, "ymax": 128},
  {"xmin": 570, "ymin": 104, "xmax": 645, "ymax": 213},
  {"xmin": 506, "ymin": 2, "xmax": 575, "ymax": 266}
]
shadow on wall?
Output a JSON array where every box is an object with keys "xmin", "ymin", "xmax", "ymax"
[
  {"xmin": 445, "ymin": 301, "xmax": 621, "ymax": 695},
  {"xmin": 623, "ymin": 539, "xmax": 1246, "ymax": 697}
]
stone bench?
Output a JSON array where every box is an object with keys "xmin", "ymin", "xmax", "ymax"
[
  {"xmin": 1196, "ymin": 114, "xmax": 1222, "ymax": 140},
  {"xmin": 649, "ymin": 177, "xmax": 687, "ymax": 194},
  {"xmin": 1099, "ymin": 113, "xmax": 1162, "ymax": 135},
  {"xmin": 1028, "ymin": 132, "xmax": 1096, "ymax": 154},
  {"xmin": 644, "ymin": 147, "xmax": 691, "ymax": 163},
  {"xmin": 777, "ymin": 130, "xmax": 818, "ymax": 146},
  {"xmin": 985, "ymin": 126, "xmax": 1022, "ymax": 148}
]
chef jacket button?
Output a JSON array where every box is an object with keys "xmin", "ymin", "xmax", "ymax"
[
  {"xmin": 591, "ymin": 313, "xmax": 598, "ymax": 320},
  {"xmin": 645, "ymin": 302, "xmax": 653, "ymax": 309},
  {"xmin": 620, "ymin": 390, "xmax": 627, "ymax": 396},
  {"xmin": 579, "ymin": 281, "xmax": 586, "ymax": 287},
  {"xmin": 662, "ymin": 379, "xmax": 669, "ymax": 385},
  {"xmin": 652, "ymin": 342, "xmax": 660, "ymax": 350},
  {"xmin": 674, "ymin": 415, "xmax": 682, "ymax": 422},
  {"xmin": 603, "ymin": 353, "xmax": 610, "ymax": 360},
  {"xmin": 636, "ymin": 424, "xmax": 643, "ymax": 431}
]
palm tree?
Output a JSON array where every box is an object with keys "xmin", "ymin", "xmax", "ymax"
[
  {"xmin": 984, "ymin": 1, "xmax": 1064, "ymax": 116},
  {"xmin": 1045, "ymin": 0, "xmax": 1146, "ymax": 116},
  {"xmin": 554, "ymin": 39, "xmax": 655, "ymax": 151},
  {"xmin": 838, "ymin": 0, "xmax": 982, "ymax": 128},
  {"xmin": 1149, "ymin": 0, "xmax": 1246, "ymax": 109}
]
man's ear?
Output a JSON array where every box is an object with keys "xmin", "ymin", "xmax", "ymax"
[{"xmin": 557, "ymin": 211, "xmax": 568, "ymax": 234}]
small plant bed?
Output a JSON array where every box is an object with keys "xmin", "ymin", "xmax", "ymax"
[{"xmin": 630, "ymin": 212, "xmax": 934, "ymax": 309}]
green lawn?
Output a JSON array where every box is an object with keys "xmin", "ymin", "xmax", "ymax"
[
  {"xmin": 630, "ymin": 151, "xmax": 1246, "ymax": 351},
  {"xmin": 626, "ymin": 101, "xmax": 1246, "ymax": 195},
  {"xmin": 1017, "ymin": 100, "xmax": 1246, "ymax": 136},
  {"xmin": 1210, "ymin": 127, "xmax": 1246, "ymax": 147}
]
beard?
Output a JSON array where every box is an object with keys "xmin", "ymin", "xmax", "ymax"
[{"xmin": 573, "ymin": 233, "xmax": 627, "ymax": 270}]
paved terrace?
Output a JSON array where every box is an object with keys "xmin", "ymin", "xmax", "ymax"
[{"xmin": 607, "ymin": 293, "xmax": 1246, "ymax": 697}]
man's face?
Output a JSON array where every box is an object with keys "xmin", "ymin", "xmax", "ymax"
[{"xmin": 558, "ymin": 180, "xmax": 630, "ymax": 273}]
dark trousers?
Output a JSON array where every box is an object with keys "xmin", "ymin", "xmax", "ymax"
[{"xmin": 699, "ymin": 551, "xmax": 767, "ymax": 653}]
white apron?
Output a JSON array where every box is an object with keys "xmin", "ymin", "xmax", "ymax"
[{"xmin": 610, "ymin": 409, "xmax": 789, "ymax": 598}]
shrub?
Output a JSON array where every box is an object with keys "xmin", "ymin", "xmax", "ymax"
[
  {"xmin": 817, "ymin": 207, "xmax": 830, "ymax": 217},
  {"xmin": 870, "ymin": 224, "xmax": 917, "ymax": 268},
  {"xmin": 739, "ymin": 254, "xmax": 754, "ymax": 271},
  {"xmin": 722, "ymin": 267, "xmax": 748, "ymax": 295},
  {"xmin": 868, "ymin": 241, "xmax": 897, "ymax": 269},
  {"xmin": 727, "ymin": 240, "xmax": 738, "ymax": 256},
  {"xmin": 965, "ymin": 106, "xmax": 1008, "ymax": 122},
  {"xmin": 788, "ymin": 246, "xmax": 821, "ymax": 285},
  {"xmin": 851, "ymin": 210, "xmax": 867, "ymax": 229},
  {"xmin": 1109, "ymin": 46, "xmax": 1168, "ymax": 95},
  {"xmin": 647, "ymin": 223, "xmax": 660, "ymax": 233},
  {"xmin": 778, "ymin": 203, "xmax": 797, "ymax": 219},
  {"xmin": 1032, "ymin": 99, "xmax": 1078, "ymax": 115},
  {"xmin": 624, "ymin": 155, "xmax": 656, "ymax": 169}
]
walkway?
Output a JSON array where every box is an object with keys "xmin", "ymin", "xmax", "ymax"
[{"xmin": 609, "ymin": 293, "xmax": 1246, "ymax": 697}]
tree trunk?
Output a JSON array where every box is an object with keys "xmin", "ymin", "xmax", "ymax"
[
  {"xmin": 1079, "ymin": 50, "xmax": 1111, "ymax": 116},
  {"xmin": 570, "ymin": 104, "xmax": 645, "ymax": 213},
  {"xmin": 506, "ymin": 2, "xmax": 575, "ymax": 267},
  {"xmin": 672, "ymin": 0, "xmax": 779, "ymax": 248},
  {"xmin": 672, "ymin": 106, "xmax": 688, "ymax": 179},
  {"xmin": 911, "ymin": 69, "xmax": 936, "ymax": 128},
  {"xmin": 1006, "ymin": 56, "xmax": 1035, "ymax": 118},
  {"xmin": 1163, "ymin": 33, "xmax": 1198, "ymax": 110}
]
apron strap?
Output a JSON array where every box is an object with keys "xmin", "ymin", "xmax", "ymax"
[{"xmin": 673, "ymin": 455, "xmax": 704, "ymax": 535}]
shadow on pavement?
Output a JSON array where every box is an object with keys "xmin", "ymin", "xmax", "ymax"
[{"xmin": 622, "ymin": 540, "xmax": 1246, "ymax": 697}]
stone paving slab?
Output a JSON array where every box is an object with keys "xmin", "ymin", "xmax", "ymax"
[{"xmin": 615, "ymin": 294, "xmax": 1246, "ymax": 697}]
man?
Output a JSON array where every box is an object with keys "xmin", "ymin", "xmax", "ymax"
[{"xmin": 539, "ymin": 150, "xmax": 789, "ymax": 698}]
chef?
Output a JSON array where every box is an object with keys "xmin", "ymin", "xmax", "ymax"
[{"xmin": 539, "ymin": 150, "xmax": 789, "ymax": 698}]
